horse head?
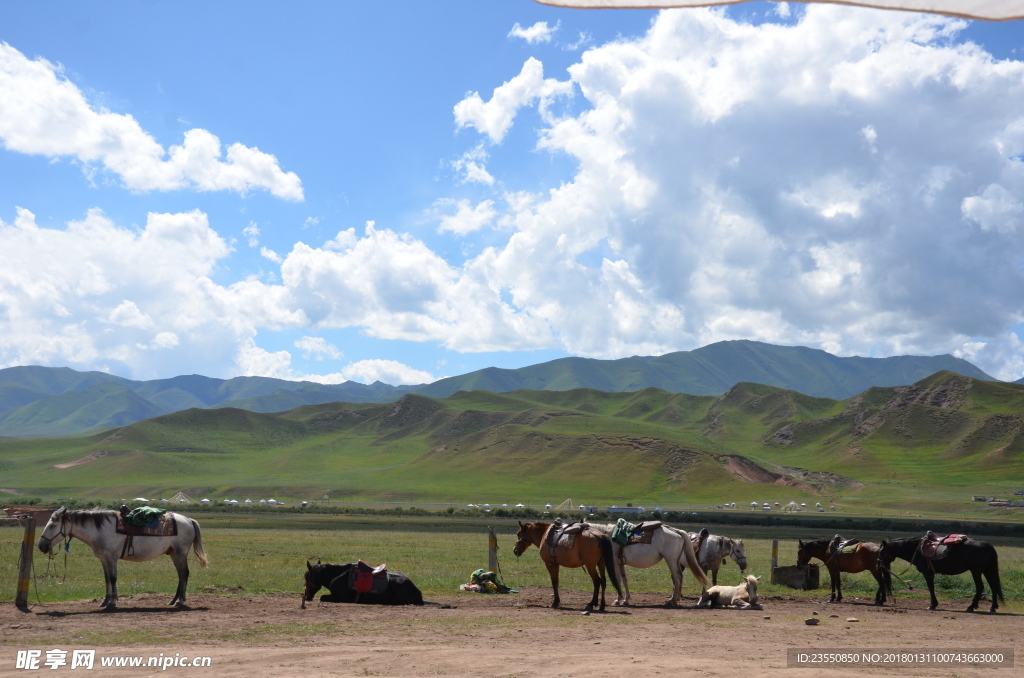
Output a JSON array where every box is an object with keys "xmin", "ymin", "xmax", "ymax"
[
  {"xmin": 796, "ymin": 539, "xmax": 809, "ymax": 567},
  {"xmin": 513, "ymin": 521, "xmax": 538, "ymax": 557},
  {"xmin": 731, "ymin": 539, "xmax": 748, "ymax": 571},
  {"xmin": 37, "ymin": 506, "xmax": 68, "ymax": 556},
  {"xmin": 303, "ymin": 559, "xmax": 324, "ymax": 603},
  {"xmin": 877, "ymin": 539, "xmax": 893, "ymax": 566}
]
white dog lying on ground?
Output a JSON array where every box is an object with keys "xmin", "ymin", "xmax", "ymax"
[{"xmin": 697, "ymin": 574, "xmax": 761, "ymax": 609}]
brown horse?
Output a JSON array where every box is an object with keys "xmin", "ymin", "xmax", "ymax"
[
  {"xmin": 513, "ymin": 521, "xmax": 621, "ymax": 611},
  {"xmin": 797, "ymin": 537, "xmax": 892, "ymax": 605}
]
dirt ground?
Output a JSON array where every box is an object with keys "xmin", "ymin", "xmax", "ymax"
[{"xmin": 1, "ymin": 588, "xmax": 1020, "ymax": 677}]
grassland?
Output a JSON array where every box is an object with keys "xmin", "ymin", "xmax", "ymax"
[{"xmin": 1, "ymin": 371, "xmax": 1023, "ymax": 519}]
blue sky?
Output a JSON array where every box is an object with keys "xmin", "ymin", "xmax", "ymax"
[{"xmin": 2, "ymin": 1, "xmax": 1024, "ymax": 385}]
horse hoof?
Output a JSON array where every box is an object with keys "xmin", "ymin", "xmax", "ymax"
[{"xmin": 928, "ymin": 606, "xmax": 937, "ymax": 611}]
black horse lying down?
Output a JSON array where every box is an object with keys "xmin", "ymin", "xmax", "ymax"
[{"xmin": 303, "ymin": 561, "xmax": 424, "ymax": 606}]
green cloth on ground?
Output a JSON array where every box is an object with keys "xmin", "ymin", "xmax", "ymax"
[
  {"xmin": 470, "ymin": 569, "xmax": 517, "ymax": 593},
  {"xmin": 124, "ymin": 506, "xmax": 167, "ymax": 527},
  {"xmin": 610, "ymin": 518, "xmax": 638, "ymax": 548}
]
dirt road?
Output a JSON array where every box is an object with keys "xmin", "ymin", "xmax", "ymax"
[{"xmin": 2, "ymin": 588, "xmax": 1019, "ymax": 677}]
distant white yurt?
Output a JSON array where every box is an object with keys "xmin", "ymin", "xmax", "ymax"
[
  {"xmin": 133, "ymin": 497, "xmax": 149, "ymax": 502},
  {"xmin": 545, "ymin": 503, "xmax": 552, "ymax": 510},
  {"xmin": 515, "ymin": 503, "xmax": 525, "ymax": 508},
  {"xmin": 244, "ymin": 499, "xmax": 252, "ymax": 505},
  {"xmin": 267, "ymin": 499, "xmax": 278, "ymax": 505},
  {"xmin": 200, "ymin": 498, "xmax": 211, "ymax": 504},
  {"xmin": 259, "ymin": 499, "xmax": 267, "ymax": 505}
]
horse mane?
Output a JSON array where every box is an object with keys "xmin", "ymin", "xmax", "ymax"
[
  {"xmin": 800, "ymin": 537, "xmax": 832, "ymax": 549},
  {"xmin": 66, "ymin": 509, "xmax": 115, "ymax": 530}
]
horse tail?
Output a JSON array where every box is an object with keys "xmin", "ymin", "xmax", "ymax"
[
  {"xmin": 598, "ymin": 534, "xmax": 621, "ymax": 597},
  {"xmin": 682, "ymin": 530, "xmax": 711, "ymax": 590},
  {"xmin": 190, "ymin": 519, "xmax": 208, "ymax": 568},
  {"xmin": 989, "ymin": 546, "xmax": 1005, "ymax": 603}
]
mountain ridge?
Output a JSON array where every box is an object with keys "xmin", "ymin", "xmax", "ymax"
[{"xmin": 0, "ymin": 340, "xmax": 996, "ymax": 437}]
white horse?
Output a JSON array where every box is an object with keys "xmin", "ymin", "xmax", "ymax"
[
  {"xmin": 697, "ymin": 575, "xmax": 761, "ymax": 609},
  {"xmin": 689, "ymin": 531, "xmax": 748, "ymax": 585},
  {"xmin": 38, "ymin": 507, "xmax": 207, "ymax": 608},
  {"xmin": 592, "ymin": 523, "xmax": 710, "ymax": 606}
]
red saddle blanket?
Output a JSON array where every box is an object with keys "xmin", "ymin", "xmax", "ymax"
[
  {"xmin": 350, "ymin": 560, "xmax": 388, "ymax": 594},
  {"xmin": 115, "ymin": 513, "xmax": 178, "ymax": 537},
  {"xmin": 921, "ymin": 534, "xmax": 966, "ymax": 558}
]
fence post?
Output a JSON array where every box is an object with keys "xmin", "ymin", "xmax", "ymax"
[
  {"xmin": 770, "ymin": 539, "xmax": 779, "ymax": 585},
  {"xmin": 487, "ymin": 526, "xmax": 498, "ymax": 572},
  {"xmin": 16, "ymin": 516, "xmax": 35, "ymax": 610}
]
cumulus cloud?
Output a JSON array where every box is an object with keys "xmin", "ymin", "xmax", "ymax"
[
  {"xmin": 243, "ymin": 222, "xmax": 260, "ymax": 247},
  {"xmin": 452, "ymin": 144, "xmax": 495, "ymax": 185},
  {"xmin": 0, "ymin": 207, "xmax": 303, "ymax": 379},
  {"xmin": 454, "ymin": 57, "xmax": 572, "ymax": 143},
  {"xmin": 436, "ymin": 198, "xmax": 498, "ymax": 235},
  {"xmin": 295, "ymin": 335, "xmax": 342, "ymax": 360},
  {"xmin": 509, "ymin": 21, "xmax": 559, "ymax": 44},
  {"xmin": 441, "ymin": 6, "xmax": 1024, "ymax": 376},
  {"xmin": 0, "ymin": 42, "xmax": 303, "ymax": 200},
  {"xmin": 8, "ymin": 6, "xmax": 1024, "ymax": 383},
  {"xmin": 335, "ymin": 359, "xmax": 436, "ymax": 386},
  {"xmin": 260, "ymin": 247, "xmax": 282, "ymax": 263}
]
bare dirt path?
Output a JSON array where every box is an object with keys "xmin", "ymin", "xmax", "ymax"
[{"xmin": 2, "ymin": 589, "xmax": 1020, "ymax": 677}]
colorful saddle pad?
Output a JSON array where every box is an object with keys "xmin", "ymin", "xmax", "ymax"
[
  {"xmin": 115, "ymin": 513, "xmax": 178, "ymax": 537},
  {"xmin": 350, "ymin": 560, "xmax": 389, "ymax": 594}
]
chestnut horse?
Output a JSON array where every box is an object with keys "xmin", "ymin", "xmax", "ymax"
[
  {"xmin": 797, "ymin": 537, "xmax": 891, "ymax": 605},
  {"xmin": 513, "ymin": 521, "xmax": 621, "ymax": 611}
]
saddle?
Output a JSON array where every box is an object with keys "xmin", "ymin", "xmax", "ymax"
[
  {"xmin": 349, "ymin": 560, "xmax": 389, "ymax": 594},
  {"xmin": 611, "ymin": 519, "xmax": 662, "ymax": 548},
  {"xmin": 827, "ymin": 535, "xmax": 860, "ymax": 561},
  {"xmin": 546, "ymin": 518, "xmax": 589, "ymax": 550},
  {"xmin": 689, "ymin": 527, "xmax": 710, "ymax": 554},
  {"xmin": 115, "ymin": 510, "xmax": 177, "ymax": 558},
  {"xmin": 920, "ymin": 532, "xmax": 967, "ymax": 560}
]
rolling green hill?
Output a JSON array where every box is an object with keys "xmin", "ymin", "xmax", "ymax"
[
  {"xmin": 0, "ymin": 341, "xmax": 997, "ymax": 437},
  {"xmin": 416, "ymin": 340, "xmax": 994, "ymax": 400},
  {"xmin": 1, "ymin": 371, "xmax": 1020, "ymax": 517}
]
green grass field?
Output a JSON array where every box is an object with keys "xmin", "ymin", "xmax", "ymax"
[{"xmin": 3, "ymin": 515, "xmax": 1022, "ymax": 609}]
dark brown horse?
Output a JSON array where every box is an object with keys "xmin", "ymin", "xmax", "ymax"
[
  {"xmin": 797, "ymin": 538, "xmax": 891, "ymax": 605},
  {"xmin": 878, "ymin": 537, "xmax": 1003, "ymax": 613},
  {"xmin": 513, "ymin": 521, "xmax": 621, "ymax": 611}
]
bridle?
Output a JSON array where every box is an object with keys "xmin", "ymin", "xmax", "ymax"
[{"xmin": 42, "ymin": 512, "xmax": 73, "ymax": 555}]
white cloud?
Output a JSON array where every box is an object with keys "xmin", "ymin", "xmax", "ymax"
[
  {"xmin": 436, "ymin": 198, "xmax": 498, "ymax": 235},
  {"xmin": 0, "ymin": 42, "xmax": 303, "ymax": 200},
  {"xmin": 452, "ymin": 145, "xmax": 495, "ymax": 185},
  {"xmin": 295, "ymin": 336, "xmax": 342, "ymax": 360},
  {"xmin": 7, "ymin": 7, "xmax": 1024, "ymax": 383},
  {"xmin": 439, "ymin": 6, "xmax": 1024, "ymax": 376},
  {"xmin": 303, "ymin": 216, "xmax": 320, "ymax": 229},
  {"xmin": 509, "ymin": 21, "xmax": 559, "ymax": 44},
  {"xmin": 260, "ymin": 246, "xmax": 282, "ymax": 263},
  {"xmin": 0, "ymin": 206, "xmax": 305, "ymax": 379},
  {"xmin": 962, "ymin": 184, "xmax": 1024, "ymax": 234},
  {"xmin": 243, "ymin": 222, "xmax": 260, "ymax": 247},
  {"xmin": 336, "ymin": 359, "xmax": 436, "ymax": 386},
  {"xmin": 237, "ymin": 340, "xmax": 294, "ymax": 379},
  {"xmin": 454, "ymin": 57, "xmax": 572, "ymax": 143}
]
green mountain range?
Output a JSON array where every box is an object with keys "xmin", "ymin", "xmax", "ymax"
[
  {"xmin": 0, "ymin": 340, "xmax": 995, "ymax": 437},
  {"xmin": 1, "ymin": 371, "xmax": 1021, "ymax": 515}
]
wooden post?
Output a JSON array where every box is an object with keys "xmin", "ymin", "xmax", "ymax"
[
  {"xmin": 15, "ymin": 516, "xmax": 35, "ymax": 610},
  {"xmin": 770, "ymin": 539, "xmax": 779, "ymax": 585},
  {"xmin": 487, "ymin": 526, "xmax": 498, "ymax": 572}
]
